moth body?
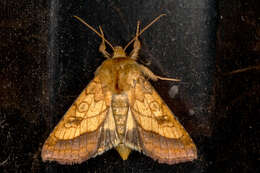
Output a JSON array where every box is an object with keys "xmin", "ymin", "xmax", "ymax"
[{"xmin": 95, "ymin": 48, "xmax": 146, "ymax": 160}]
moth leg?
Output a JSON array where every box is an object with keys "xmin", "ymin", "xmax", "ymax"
[
  {"xmin": 139, "ymin": 64, "xmax": 181, "ymax": 82},
  {"xmin": 130, "ymin": 21, "xmax": 141, "ymax": 60},
  {"xmin": 98, "ymin": 26, "xmax": 111, "ymax": 58}
]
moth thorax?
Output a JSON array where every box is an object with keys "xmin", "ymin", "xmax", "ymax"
[
  {"xmin": 111, "ymin": 94, "xmax": 129, "ymax": 140},
  {"xmin": 113, "ymin": 46, "xmax": 126, "ymax": 58}
]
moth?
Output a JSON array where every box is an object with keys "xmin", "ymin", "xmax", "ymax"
[{"xmin": 41, "ymin": 14, "xmax": 197, "ymax": 165}]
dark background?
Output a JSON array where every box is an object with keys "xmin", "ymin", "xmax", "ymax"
[{"xmin": 0, "ymin": 0, "xmax": 259, "ymax": 172}]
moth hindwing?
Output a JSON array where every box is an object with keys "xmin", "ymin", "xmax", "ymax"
[{"xmin": 41, "ymin": 14, "xmax": 197, "ymax": 165}]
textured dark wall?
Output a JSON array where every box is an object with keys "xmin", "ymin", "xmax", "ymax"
[{"xmin": 0, "ymin": 0, "xmax": 258, "ymax": 173}]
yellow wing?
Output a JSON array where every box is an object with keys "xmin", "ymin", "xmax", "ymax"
[
  {"xmin": 127, "ymin": 76, "xmax": 197, "ymax": 164},
  {"xmin": 41, "ymin": 76, "xmax": 118, "ymax": 164}
]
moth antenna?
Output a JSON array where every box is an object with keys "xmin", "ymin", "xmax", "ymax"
[
  {"xmin": 136, "ymin": 20, "xmax": 140, "ymax": 36},
  {"xmin": 74, "ymin": 15, "xmax": 114, "ymax": 51},
  {"xmin": 99, "ymin": 26, "xmax": 111, "ymax": 58},
  {"xmin": 124, "ymin": 14, "xmax": 166, "ymax": 51}
]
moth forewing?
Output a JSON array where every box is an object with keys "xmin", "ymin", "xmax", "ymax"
[{"xmin": 41, "ymin": 14, "xmax": 197, "ymax": 165}]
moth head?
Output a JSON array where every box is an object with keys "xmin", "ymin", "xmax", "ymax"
[
  {"xmin": 113, "ymin": 46, "xmax": 126, "ymax": 58},
  {"xmin": 74, "ymin": 14, "xmax": 166, "ymax": 59}
]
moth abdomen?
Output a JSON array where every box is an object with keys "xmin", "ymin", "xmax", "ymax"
[
  {"xmin": 112, "ymin": 94, "xmax": 129, "ymax": 138},
  {"xmin": 111, "ymin": 94, "xmax": 133, "ymax": 160}
]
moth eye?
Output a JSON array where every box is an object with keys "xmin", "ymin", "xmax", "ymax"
[{"xmin": 77, "ymin": 101, "xmax": 89, "ymax": 113}]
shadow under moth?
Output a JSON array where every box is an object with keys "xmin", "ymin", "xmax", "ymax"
[{"xmin": 41, "ymin": 14, "xmax": 197, "ymax": 165}]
